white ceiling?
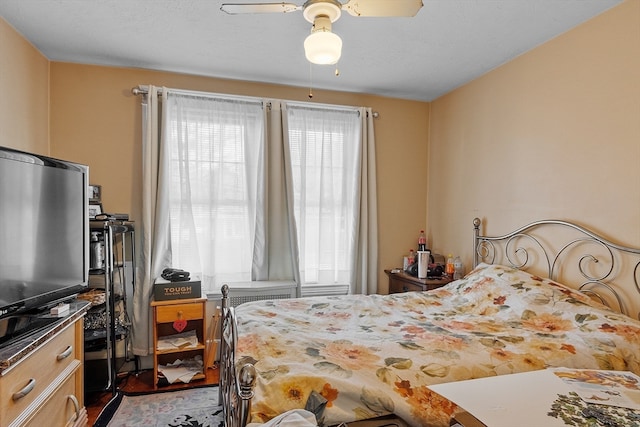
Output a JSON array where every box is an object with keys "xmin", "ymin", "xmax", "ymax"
[{"xmin": 0, "ymin": 0, "xmax": 622, "ymax": 102}]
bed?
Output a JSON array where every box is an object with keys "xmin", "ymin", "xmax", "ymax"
[{"xmin": 219, "ymin": 218, "xmax": 640, "ymax": 427}]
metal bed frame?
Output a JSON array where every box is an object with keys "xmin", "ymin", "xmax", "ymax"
[
  {"xmin": 473, "ymin": 217, "xmax": 640, "ymax": 319},
  {"xmin": 220, "ymin": 217, "xmax": 640, "ymax": 426},
  {"xmin": 219, "ymin": 284, "xmax": 256, "ymax": 427}
]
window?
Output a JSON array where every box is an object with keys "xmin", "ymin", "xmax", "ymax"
[
  {"xmin": 165, "ymin": 94, "xmax": 264, "ymax": 287},
  {"xmin": 286, "ymin": 105, "xmax": 361, "ymax": 286},
  {"xmin": 164, "ymin": 94, "xmax": 363, "ymax": 292}
]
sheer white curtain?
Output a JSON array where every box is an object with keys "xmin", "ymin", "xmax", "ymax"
[
  {"xmin": 163, "ymin": 91, "xmax": 265, "ymax": 289},
  {"xmin": 284, "ymin": 104, "xmax": 378, "ymax": 294}
]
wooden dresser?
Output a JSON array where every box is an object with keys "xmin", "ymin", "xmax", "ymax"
[
  {"xmin": 385, "ymin": 269, "xmax": 452, "ymax": 293},
  {"xmin": 0, "ymin": 301, "xmax": 90, "ymax": 427}
]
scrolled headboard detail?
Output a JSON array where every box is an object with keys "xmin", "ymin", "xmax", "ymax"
[{"xmin": 473, "ymin": 217, "xmax": 640, "ymax": 319}]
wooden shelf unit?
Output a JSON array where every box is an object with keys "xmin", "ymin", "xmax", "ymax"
[{"xmin": 151, "ymin": 295, "xmax": 207, "ymax": 389}]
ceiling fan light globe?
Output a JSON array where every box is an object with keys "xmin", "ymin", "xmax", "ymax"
[{"xmin": 304, "ymin": 31, "xmax": 342, "ymax": 65}]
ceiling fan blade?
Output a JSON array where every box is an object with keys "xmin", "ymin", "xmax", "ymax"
[
  {"xmin": 220, "ymin": 2, "xmax": 302, "ymax": 15},
  {"xmin": 342, "ymin": 0, "xmax": 423, "ymax": 17}
]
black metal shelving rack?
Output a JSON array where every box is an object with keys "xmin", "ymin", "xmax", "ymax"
[{"xmin": 84, "ymin": 220, "xmax": 135, "ymax": 396}]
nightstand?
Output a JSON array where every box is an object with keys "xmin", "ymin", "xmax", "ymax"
[
  {"xmin": 151, "ymin": 295, "xmax": 207, "ymax": 388},
  {"xmin": 384, "ymin": 269, "xmax": 452, "ymax": 293}
]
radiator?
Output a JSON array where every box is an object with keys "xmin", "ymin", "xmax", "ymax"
[{"xmin": 215, "ymin": 281, "xmax": 297, "ymax": 307}]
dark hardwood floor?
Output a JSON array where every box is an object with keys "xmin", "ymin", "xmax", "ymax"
[{"xmin": 86, "ymin": 367, "xmax": 220, "ymax": 425}]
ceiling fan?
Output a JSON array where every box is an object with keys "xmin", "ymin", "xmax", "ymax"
[{"xmin": 220, "ymin": 0, "xmax": 423, "ymax": 65}]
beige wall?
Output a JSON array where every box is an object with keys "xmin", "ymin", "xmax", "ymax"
[
  {"xmin": 0, "ymin": 18, "xmax": 49, "ymax": 155},
  {"xmin": 47, "ymin": 64, "xmax": 429, "ymax": 294},
  {"xmin": 428, "ymin": 1, "xmax": 640, "ymax": 315}
]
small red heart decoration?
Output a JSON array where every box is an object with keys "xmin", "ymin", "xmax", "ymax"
[{"xmin": 173, "ymin": 319, "xmax": 187, "ymax": 333}]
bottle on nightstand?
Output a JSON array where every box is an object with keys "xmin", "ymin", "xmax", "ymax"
[
  {"xmin": 418, "ymin": 230, "xmax": 427, "ymax": 252},
  {"xmin": 453, "ymin": 256, "xmax": 464, "ymax": 280},
  {"xmin": 403, "ymin": 250, "xmax": 412, "ymax": 270},
  {"xmin": 446, "ymin": 254, "xmax": 455, "ymax": 277}
]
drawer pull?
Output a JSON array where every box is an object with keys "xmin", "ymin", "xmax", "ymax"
[
  {"xmin": 67, "ymin": 394, "xmax": 80, "ymax": 421},
  {"xmin": 12, "ymin": 378, "xmax": 36, "ymax": 400},
  {"xmin": 57, "ymin": 345, "xmax": 73, "ymax": 360}
]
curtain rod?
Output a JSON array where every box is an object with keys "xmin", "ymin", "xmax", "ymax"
[
  {"xmin": 132, "ymin": 85, "xmax": 257, "ymax": 103},
  {"xmin": 131, "ymin": 85, "xmax": 379, "ymax": 118},
  {"xmin": 131, "ymin": 85, "xmax": 152, "ymax": 96}
]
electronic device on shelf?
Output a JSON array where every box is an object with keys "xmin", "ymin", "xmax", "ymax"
[
  {"xmin": 92, "ymin": 212, "xmax": 129, "ymax": 222},
  {"xmin": 161, "ymin": 268, "xmax": 191, "ymax": 282},
  {"xmin": 405, "ymin": 262, "xmax": 445, "ymax": 278}
]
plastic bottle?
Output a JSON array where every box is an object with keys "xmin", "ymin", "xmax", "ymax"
[
  {"xmin": 403, "ymin": 250, "xmax": 412, "ymax": 270},
  {"xmin": 453, "ymin": 256, "xmax": 464, "ymax": 280},
  {"xmin": 408, "ymin": 249, "xmax": 415, "ymax": 265},
  {"xmin": 418, "ymin": 230, "xmax": 427, "ymax": 252},
  {"xmin": 446, "ymin": 254, "xmax": 455, "ymax": 277}
]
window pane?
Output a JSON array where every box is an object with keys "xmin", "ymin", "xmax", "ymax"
[
  {"xmin": 287, "ymin": 106, "xmax": 361, "ymax": 286},
  {"xmin": 165, "ymin": 95, "xmax": 264, "ymax": 289}
]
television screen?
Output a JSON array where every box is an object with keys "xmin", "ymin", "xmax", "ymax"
[{"xmin": 0, "ymin": 147, "xmax": 89, "ymax": 322}]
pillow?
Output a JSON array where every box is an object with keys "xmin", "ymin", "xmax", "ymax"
[{"xmin": 442, "ymin": 263, "xmax": 608, "ymax": 317}]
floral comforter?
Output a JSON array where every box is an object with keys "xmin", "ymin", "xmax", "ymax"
[{"xmin": 235, "ymin": 264, "xmax": 640, "ymax": 427}]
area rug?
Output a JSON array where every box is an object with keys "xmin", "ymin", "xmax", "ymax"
[{"xmin": 94, "ymin": 386, "xmax": 223, "ymax": 427}]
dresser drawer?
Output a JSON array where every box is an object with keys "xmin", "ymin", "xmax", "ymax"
[
  {"xmin": 1, "ymin": 325, "xmax": 79, "ymax": 423},
  {"xmin": 389, "ymin": 279, "xmax": 425, "ymax": 293},
  {"xmin": 156, "ymin": 302, "xmax": 204, "ymax": 323},
  {"xmin": 20, "ymin": 369, "xmax": 85, "ymax": 427}
]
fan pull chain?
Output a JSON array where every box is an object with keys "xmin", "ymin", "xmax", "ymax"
[
  {"xmin": 308, "ymin": 62, "xmax": 340, "ymax": 98},
  {"xmin": 308, "ymin": 62, "xmax": 314, "ymax": 98}
]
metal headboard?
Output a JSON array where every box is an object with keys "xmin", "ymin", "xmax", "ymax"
[
  {"xmin": 473, "ymin": 217, "xmax": 640, "ymax": 319},
  {"xmin": 219, "ymin": 284, "xmax": 256, "ymax": 427}
]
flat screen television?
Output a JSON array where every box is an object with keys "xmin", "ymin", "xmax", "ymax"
[{"xmin": 0, "ymin": 146, "xmax": 89, "ymax": 345}]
